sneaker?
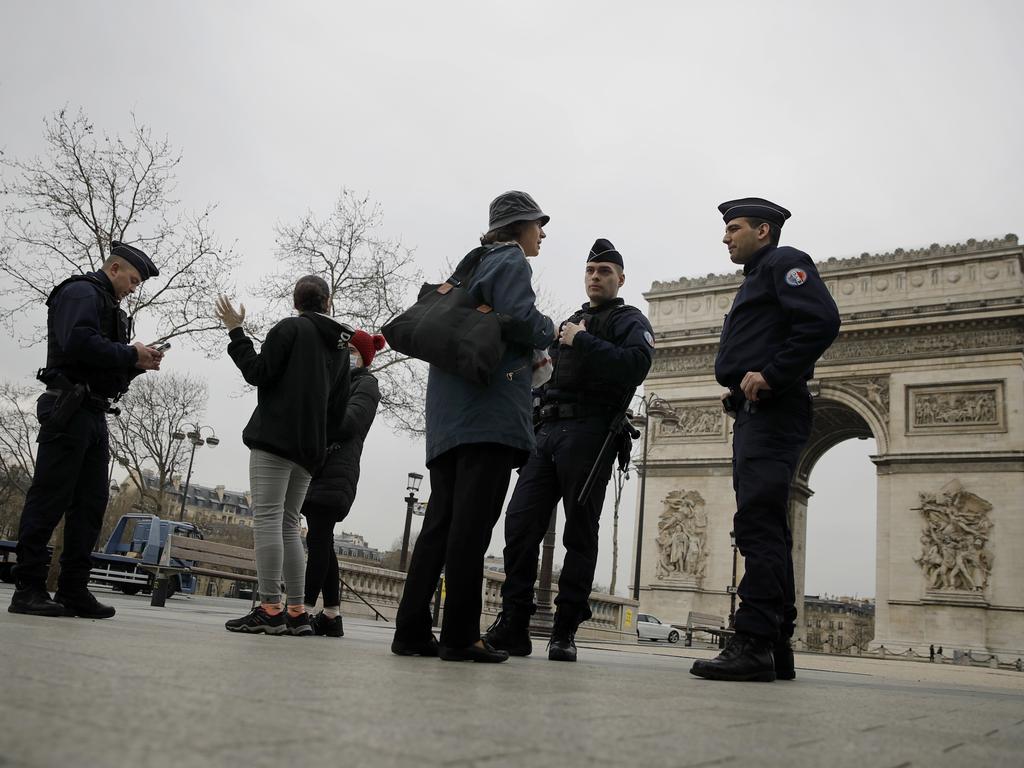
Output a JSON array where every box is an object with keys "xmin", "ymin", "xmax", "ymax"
[
  {"xmin": 225, "ymin": 606, "xmax": 287, "ymax": 635},
  {"xmin": 483, "ymin": 611, "xmax": 532, "ymax": 656},
  {"xmin": 286, "ymin": 611, "xmax": 314, "ymax": 636},
  {"xmin": 54, "ymin": 588, "xmax": 116, "ymax": 619},
  {"xmin": 311, "ymin": 612, "xmax": 344, "ymax": 637},
  {"xmin": 689, "ymin": 632, "xmax": 776, "ymax": 682},
  {"xmin": 8, "ymin": 586, "xmax": 64, "ymax": 617}
]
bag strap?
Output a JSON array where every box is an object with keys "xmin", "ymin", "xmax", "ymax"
[{"xmin": 447, "ymin": 246, "xmax": 491, "ymax": 287}]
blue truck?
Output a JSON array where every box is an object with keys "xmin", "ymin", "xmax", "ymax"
[{"xmin": 0, "ymin": 513, "xmax": 202, "ymax": 597}]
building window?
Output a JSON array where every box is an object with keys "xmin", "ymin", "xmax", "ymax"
[
  {"xmin": 838, "ymin": 635, "xmax": 844, "ymax": 647},
  {"xmin": 838, "ymin": 621, "xmax": 843, "ymax": 629}
]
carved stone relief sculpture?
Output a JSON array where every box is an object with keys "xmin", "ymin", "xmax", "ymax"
[
  {"xmin": 907, "ymin": 381, "xmax": 1004, "ymax": 434},
  {"xmin": 657, "ymin": 405, "xmax": 725, "ymax": 439},
  {"xmin": 655, "ymin": 490, "xmax": 709, "ymax": 584},
  {"xmin": 912, "ymin": 480, "xmax": 994, "ymax": 593}
]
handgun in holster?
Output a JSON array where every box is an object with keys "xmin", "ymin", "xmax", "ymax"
[{"xmin": 36, "ymin": 368, "xmax": 88, "ymax": 430}]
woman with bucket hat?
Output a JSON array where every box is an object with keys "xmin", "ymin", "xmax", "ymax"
[{"xmin": 392, "ymin": 191, "xmax": 555, "ymax": 663}]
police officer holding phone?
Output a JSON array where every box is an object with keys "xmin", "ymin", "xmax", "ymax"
[
  {"xmin": 8, "ymin": 241, "xmax": 163, "ymax": 619},
  {"xmin": 690, "ymin": 198, "xmax": 840, "ymax": 682}
]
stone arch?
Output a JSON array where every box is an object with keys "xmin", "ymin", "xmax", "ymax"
[{"xmin": 638, "ymin": 234, "xmax": 1024, "ymax": 658}]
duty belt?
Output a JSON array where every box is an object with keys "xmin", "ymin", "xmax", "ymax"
[
  {"xmin": 45, "ymin": 387, "xmax": 119, "ymax": 415},
  {"xmin": 535, "ymin": 402, "xmax": 615, "ymax": 423}
]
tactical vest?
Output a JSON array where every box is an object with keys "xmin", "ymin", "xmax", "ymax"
[
  {"xmin": 545, "ymin": 301, "xmax": 634, "ymax": 408},
  {"xmin": 44, "ymin": 274, "xmax": 133, "ymax": 396}
]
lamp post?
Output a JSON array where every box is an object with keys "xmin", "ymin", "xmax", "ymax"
[
  {"xmin": 171, "ymin": 424, "xmax": 219, "ymax": 521},
  {"xmin": 727, "ymin": 529, "xmax": 738, "ymax": 628},
  {"xmin": 628, "ymin": 394, "xmax": 679, "ymax": 602},
  {"xmin": 399, "ymin": 472, "xmax": 424, "ymax": 571}
]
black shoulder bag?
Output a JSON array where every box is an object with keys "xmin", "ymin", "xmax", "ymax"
[{"xmin": 382, "ymin": 246, "xmax": 506, "ymax": 386}]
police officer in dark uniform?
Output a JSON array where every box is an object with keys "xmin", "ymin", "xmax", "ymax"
[
  {"xmin": 690, "ymin": 198, "xmax": 840, "ymax": 682},
  {"xmin": 485, "ymin": 239, "xmax": 654, "ymax": 662},
  {"xmin": 8, "ymin": 241, "xmax": 163, "ymax": 619}
]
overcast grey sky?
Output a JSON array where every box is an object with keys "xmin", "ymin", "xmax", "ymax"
[{"xmin": 1, "ymin": 1, "xmax": 1021, "ymax": 601}]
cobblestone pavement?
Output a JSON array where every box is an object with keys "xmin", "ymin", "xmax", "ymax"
[{"xmin": 1, "ymin": 584, "xmax": 1021, "ymax": 768}]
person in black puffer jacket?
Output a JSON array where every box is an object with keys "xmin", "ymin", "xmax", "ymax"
[{"xmin": 302, "ymin": 329, "xmax": 385, "ymax": 637}]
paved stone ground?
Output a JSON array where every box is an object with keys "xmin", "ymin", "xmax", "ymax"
[{"xmin": 1, "ymin": 584, "xmax": 1022, "ymax": 768}]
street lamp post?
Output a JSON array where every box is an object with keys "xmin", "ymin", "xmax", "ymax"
[
  {"xmin": 171, "ymin": 424, "xmax": 219, "ymax": 521},
  {"xmin": 628, "ymin": 394, "xmax": 679, "ymax": 603},
  {"xmin": 399, "ymin": 472, "xmax": 424, "ymax": 571}
]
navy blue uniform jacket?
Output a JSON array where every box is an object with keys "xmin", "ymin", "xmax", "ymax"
[{"xmin": 715, "ymin": 245, "xmax": 840, "ymax": 392}]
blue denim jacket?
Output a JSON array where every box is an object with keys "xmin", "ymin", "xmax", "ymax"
[{"xmin": 424, "ymin": 244, "xmax": 554, "ymax": 465}]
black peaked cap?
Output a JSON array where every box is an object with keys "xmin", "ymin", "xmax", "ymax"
[
  {"xmin": 587, "ymin": 238, "xmax": 624, "ymax": 268},
  {"xmin": 718, "ymin": 198, "xmax": 791, "ymax": 227},
  {"xmin": 111, "ymin": 241, "xmax": 159, "ymax": 280}
]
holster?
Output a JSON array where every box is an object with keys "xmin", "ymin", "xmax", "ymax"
[{"xmin": 47, "ymin": 383, "xmax": 88, "ymax": 430}]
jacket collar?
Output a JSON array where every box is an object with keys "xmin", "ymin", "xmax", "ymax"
[
  {"xmin": 742, "ymin": 245, "xmax": 775, "ymax": 276},
  {"xmin": 581, "ymin": 297, "xmax": 625, "ymax": 313}
]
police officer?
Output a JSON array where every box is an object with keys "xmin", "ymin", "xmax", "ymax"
[
  {"xmin": 690, "ymin": 198, "xmax": 840, "ymax": 682},
  {"xmin": 8, "ymin": 241, "xmax": 163, "ymax": 619},
  {"xmin": 485, "ymin": 239, "xmax": 654, "ymax": 662}
]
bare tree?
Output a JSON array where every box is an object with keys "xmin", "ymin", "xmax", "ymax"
[
  {"xmin": 0, "ymin": 382, "xmax": 38, "ymax": 539},
  {"xmin": 108, "ymin": 372, "xmax": 208, "ymax": 516},
  {"xmin": 259, "ymin": 188, "xmax": 424, "ymax": 432},
  {"xmin": 0, "ymin": 107, "xmax": 237, "ymax": 351}
]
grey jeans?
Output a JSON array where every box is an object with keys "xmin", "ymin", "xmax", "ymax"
[{"xmin": 250, "ymin": 449, "xmax": 311, "ymax": 604}]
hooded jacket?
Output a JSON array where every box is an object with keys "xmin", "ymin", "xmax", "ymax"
[
  {"xmin": 228, "ymin": 312, "xmax": 351, "ymax": 474},
  {"xmin": 301, "ymin": 366, "xmax": 381, "ymax": 520}
]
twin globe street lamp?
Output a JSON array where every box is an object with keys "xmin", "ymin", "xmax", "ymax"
[
  {"xmin": 627, "ymin": 393, "xmax": 680, "ymax": 602},
  {"xmin": 171, "ymin": 424, "xmax": 219, "ymax": 521}
]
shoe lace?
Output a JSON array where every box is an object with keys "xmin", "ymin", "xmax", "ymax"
[{"xmin": 485, "ymin": 612, "xmax": 507, "ymax": 633}]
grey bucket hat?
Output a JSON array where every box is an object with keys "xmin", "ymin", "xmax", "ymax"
[{"xmin": 488, "ymin": 190, "xmax": 550, "ymax": 231}]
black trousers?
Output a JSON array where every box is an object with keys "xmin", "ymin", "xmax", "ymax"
[
  {"xmin": 14, "ymin": 395, "xmax": 110, "ymax": 591},
  {"xmin": 303, "ymin": 509, "xmax": 340, "ymax": 607},
  {"xmin": 501, "ymin": 416, "xmax": 615, "ymax": 627},
  {"xmin": 731, "ymin": 392, "xmax": 812, "ymax": 642},
  {"xmin": 395, "ymin": 443, "xmax": 516, "ymax": 648}
]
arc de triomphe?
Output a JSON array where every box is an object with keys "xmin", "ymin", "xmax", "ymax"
[{"xmin": 635, "ymin": 234, "xmax": 1023, "ymax": 657}]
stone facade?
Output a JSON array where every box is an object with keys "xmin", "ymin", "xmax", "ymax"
[{"xmin": 635, "ymin": 235, "xmax": 1024, "ymax": 658}]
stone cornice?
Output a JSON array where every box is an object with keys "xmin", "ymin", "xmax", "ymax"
[
  {"xmin": 647, "ymin": 234, "xmax": 1020, "ymax": 296},
  {"xmin": 654, "ymin": 296, "xmax": 1024, "ymax": 343},
  {"xmin": 649, "ymin": 316, "xmax": 1024, "ymax": 378}
]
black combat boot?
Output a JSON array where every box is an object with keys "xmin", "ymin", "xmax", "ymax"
[
  {"xmin": 8, "ymin": 584, "xmax": 64, "ymax": 617},
  {"xmin": 54, "ymin": 587, "xmax": 116, "ymax": 619},
  {"xmin": 773, "ymin": 638, "xmax": 796, "ymax": 680},
  {"xmin": 689, "ymin": 632, "xmax": 775, "ymax": 682},
  {"xmin": 483, "ymin": 611, "xmax": 533, "ymax": 656},
  {"xmin": 548, "ymin": 613, "xmax": 578, "ymax": 662}
]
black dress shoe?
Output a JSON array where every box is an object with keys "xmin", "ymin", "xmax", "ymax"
[
  {"xmin": 391, "ymin": 634, "xmax": 440, "ymax": 657},
  {"xmin": 438, "ymin": 640, "xmax": 509, "ymax": 663},
  {"xmin": 689, "ymin": 633, "xmax": 775, "ymax": 682},
  {"xmin": 8, "ymin": 586, "xmax": 64, "ymax": 617},
  {"xmin": 54, "ymin": 589, "xmax": 116, "ymax": 619},
  {"xmin": 773, "ymin": 638, "xmax": 796, "ymax": 680}
]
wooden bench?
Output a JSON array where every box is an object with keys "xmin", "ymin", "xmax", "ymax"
[
  {"xmin": 146, "ymin": 534, "xmax": 258, "ymax": 608},
  {"xmin": 684, "ymin": 611, "xmax": 732, "ymax": 648}
]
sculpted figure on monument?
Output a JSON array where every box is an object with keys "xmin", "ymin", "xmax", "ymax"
[
  {"xmin": 655, "ymin": 489, "xmax": 708, "ymax": 582},
  {"xmin": 913, "ymin": 480, "xmax": 994, "ymax": 592}
]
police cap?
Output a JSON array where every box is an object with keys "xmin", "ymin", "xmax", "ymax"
[
  {"xmin": 110, "ymin": 241, "xmax": 159, "ymax": 280},
  {"xmin": 587, "ymin": 238, "xmax": 624, "ymax": 269},
  {"xmin": 718, "ymin": 198, "xmax": 791, "ymax": 227}
]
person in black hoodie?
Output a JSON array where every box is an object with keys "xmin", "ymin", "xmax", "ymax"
[
  {"xmin": 302, "ymin": 329, "xmax": 386, "ymax": 637},
  {"xmin": 214, "ymin": 276, "xmax": 352, "ymax": 637}
]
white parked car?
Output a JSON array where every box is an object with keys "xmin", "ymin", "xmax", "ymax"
[{"xmin": 636, "ymin": 613, "xmax": 680, "ymax": 643}]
